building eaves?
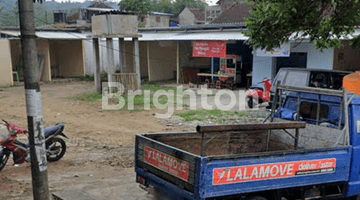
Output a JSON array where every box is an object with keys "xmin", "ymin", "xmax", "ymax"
[
  {"xmin": 139, "ymin": 23, "xmax": 246, "ymax": 33},
  {"xmin": 139, "ymin": 31, "xmax": 249, "ymax": 41},
  {"xmin": 150, "ymin": 12, "xmax": 174, "ymax": 17},
  {"xmin": 0, "ymin": 30, "xmax": 90, "ymax": 40}
]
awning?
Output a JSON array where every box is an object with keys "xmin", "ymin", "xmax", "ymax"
[
  {"xmin": 0, "ymin": 31, "xmax": 89, "ymax": 40},
  {"xmin": 138, "ymin": 31, "xmax": 249, "ymax": 41}
]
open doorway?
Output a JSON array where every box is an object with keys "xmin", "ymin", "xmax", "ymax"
[{"xmin": 276, "ymin": 52, "xmax": 307, "ymax": 74}]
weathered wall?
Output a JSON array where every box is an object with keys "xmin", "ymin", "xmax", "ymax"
[
  {"xmin": 0, "ymin": 39, "xmax": 13, "ymax": 86},
  {"xmin": 92, "ymin": 15, "xmax": 138, "ymax": 36},
  {"xmin": 124, "ymin": 41, "xmax": 134, "ymax": 73},
  {"xmin": 179, "ymin": 8, "xmax": 197, "ymax": 26},
  {"xmin": 37, "ymin": 39, "xmax": 51, "ymax": 82},
  {"xmin": 10, "ymin": 40, "xmax": 21, "ymax": 72},
  {"xmin": 333, "ymin": 41, "xmax": 360, "ymax": 71},
  {"xmin": 84, "ymin": 39, "xmax": 148, "ymax": 78},
  {"xmin": 148, "ymin": 41, "xmax": 177, "ymax": 81},
  {"xmin": 252, "ymin": 42, "xmax": 334, "ymax": 85},
  {"xmin": 139, "ymin": 42, "xmax": 148, "ymax": 78},
  {"xmin": 178, "ymin": 41, "xmax": 211, "ymax": 83},
  {"xmin": 291, "ymin": 42, "xmax": 334, "ymax": 70},
  {"xmin": 179, "ymin": 41, "xmax": 211, "ymax": 68},
  {"xmin": 146, "ymin": 15, "xmax": 170, "ymax": 27},
  {"xmin": 50, "ymin": 40, "xmax": 84, "ymax": 77},
  {"xmin": 10, "ymin": 39, "xmax": 51, "ymax": 82},
  {"xmin": 252, "ymin": 56, "xmax": 273, "ymax": 86}
]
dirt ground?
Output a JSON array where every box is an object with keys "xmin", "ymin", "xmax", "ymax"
[{"xmin": 0, "ymin": 81, "xmax": 188, "ymax": 200}]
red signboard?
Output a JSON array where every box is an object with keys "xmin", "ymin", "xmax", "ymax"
[
  {"xmin": 144, "ymin": 146, "xmax": 189, "ymax": 182},
  {"xmin": 192, "ymin": 41, "xmax": 226, "ymax": 58},
  {"xmin": 213, "ymin": 158, "xmax": 336, "ymax": 185}
]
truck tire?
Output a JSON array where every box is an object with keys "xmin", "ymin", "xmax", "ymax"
[{"xmin": 247, "ymin": 196, "xmax": 267, "ymax": 200}]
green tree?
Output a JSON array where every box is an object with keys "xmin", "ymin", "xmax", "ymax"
[
  {"xmin": 151, "ymin": 0, "xmax": 173, "ymax": 14},
  {"xmin": 172, "ymin": 0, "xmax": 205, "ymax": 14},
  {"xmin": 244, "ymin": 0, "xmax": 360, "ymax": 51},
  {"xmin": 0, "ymin": 3, "xmax": 19, "ymax": 26},
  {"xmin": 119, "ymin": 0, "xmax": 152, "ymax": 14}
]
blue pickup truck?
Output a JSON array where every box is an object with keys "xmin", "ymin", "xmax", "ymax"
[{"xmin": 135, "ymin": 85, "xmax": 360, "ymax": 200}]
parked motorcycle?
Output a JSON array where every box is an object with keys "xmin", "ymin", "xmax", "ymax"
[
  {"xmin": 246, "ymin": 78, "xmax": 272, "ymax": 108},
  {"xmin": 0, "ymin": 119, "xmax": 67, "ymax": 172}
]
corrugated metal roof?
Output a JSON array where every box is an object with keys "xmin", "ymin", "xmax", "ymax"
[
  {"xmin": 150, "ymin": 12, "xmax": 174, "ymax": 16},
  {"xmin": 83, "ymin": 7, "xmax": 118, "ymax": 12},
  {"xmin": 0, "ymin": 31, "xmax": 89, "ymax": 39},
  {"xmin": 139, "ymin": 31, "xmax": 249, "ymax": 41}
]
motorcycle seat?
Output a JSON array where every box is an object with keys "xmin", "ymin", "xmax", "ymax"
[
  {"xmin": 249, "ymin": 86, "xmax": 264, "ymax": 91},
  {"xmin": 44, "ymin": 123, "xmax": 64, "ymax": 138}
]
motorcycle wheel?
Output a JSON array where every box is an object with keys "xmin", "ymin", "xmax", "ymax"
[
  {"xmin": 0, "ymin": 149, "xmax": 9, "ymax": 172},
  {"xmin": 47, "ymin": 137, "xmax": 66, "ymax": 162},
  {"xmin": 247, "ymin": 97, "xmax": 254, "ymax": 108}
]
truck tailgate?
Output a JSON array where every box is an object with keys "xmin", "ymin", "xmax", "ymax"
[
  {"xmin": 135, "ymin": 134, "xmax": 201, "ymax": 194},
  {"xmin": 203, "ymin": 147, "xmax": 351, "ymax": 198}
]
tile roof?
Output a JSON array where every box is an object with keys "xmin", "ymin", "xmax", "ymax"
[
  {"xmin": 88, "ymin": 2, "xmax": 113, "ymax": 9},
  {"xmin": 189, "ymin": 8, "xmax": 205, "ymax": 22},
  {"xmin": 211, "ymin": 4, "xmax": 251, "ymax": 24}
]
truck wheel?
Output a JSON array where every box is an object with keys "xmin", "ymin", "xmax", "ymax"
[
  {"xmin": 352, "ymin": 194, "xmax": 360, "ymax": 200},
  {"xmin": 247, "ymin": 196, "xmax": 267, "ymax": 200}
]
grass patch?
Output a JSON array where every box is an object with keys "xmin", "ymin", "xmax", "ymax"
[
  {"xmin": 0, "ymin": 84, "xmax": 12, "ymax": 88},
  {"xmin": 0, "ymin": 96, "xmax": 7, "ymax": 99},
  {"xmin": 175, "ymin": 110, "xmax": 252, "ymax": 122},
  {"xmin": 75, "ymin": 75, "xmax": 94, "ymax": 81},
  {"xmin": 69, "ymin": 92, "xmax": 102, "ymax": 102},
  {"xmin": 141, "ymin": 82, "xmax": 173, "ymax": 92},
  {"xmin": 68, "ymin": 82, "xmax": 186, "ymax": 111}
]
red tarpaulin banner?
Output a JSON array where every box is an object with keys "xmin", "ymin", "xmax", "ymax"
[{"xmin": 192, "ymin": 41, "xmax": 226, "ymax": 58}]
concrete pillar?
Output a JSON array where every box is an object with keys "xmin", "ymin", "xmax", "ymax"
[
  {"xmin": 118, "ymin": 38, "xmax": 125, "ymax": 73},
  {"xmin": 93, "ymin": 38, "xmax": 101, "ymax": 93},
  {"xmin": 106, "ymin": 38, "xmax": 114, "ymax": 85},
  {"xmin": 134, "ymin": 38, "xmax": 141, "ymax": 89},
  {"xmin": 177, "ymin": 41, "xmax": 180, "ymax": 84}
]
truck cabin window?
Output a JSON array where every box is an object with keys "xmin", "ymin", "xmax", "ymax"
[{"xmin": 300, "ymin": 102, "xmax": 329, "ymax": 120}]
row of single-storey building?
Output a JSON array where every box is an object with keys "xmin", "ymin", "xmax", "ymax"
[{"xmin": 1, "ymin": 24, "xmax": 360, "ymax": 88}]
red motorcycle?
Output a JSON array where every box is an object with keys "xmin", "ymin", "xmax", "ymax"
[
  {"xmin": 246, "ymin": 78, "xmax": 272, "ymax": 108},
  {"xmin": 0, "ymin": 119, "xmax": 67, "ymax": 172}
]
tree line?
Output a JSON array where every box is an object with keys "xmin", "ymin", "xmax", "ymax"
[{"xmin": 119, "ymin": 0, "xmax": 206, "ymax": 15}]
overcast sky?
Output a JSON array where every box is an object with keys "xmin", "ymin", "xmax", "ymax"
[{"xmin": 52, "ymin": 0, "xmax": 217, "ymax": 6}]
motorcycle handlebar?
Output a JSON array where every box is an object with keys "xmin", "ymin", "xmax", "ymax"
[{"xmin": 2, "ymin": 119, "xmax": 7, "ymax": 124}]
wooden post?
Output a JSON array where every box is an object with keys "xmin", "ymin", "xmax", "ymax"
[
  {"xmin": 106, "ymin": 38, "xmax": 114, "ymax": 91},
  {"xmin": 134, "ymin": 38, "xmax": 141, "ymax": 89},
  {"xmin": 93, "ymin": 38, "xmax": 101, "ymax": 93}
]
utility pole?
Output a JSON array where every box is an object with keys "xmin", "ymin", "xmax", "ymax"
[{"xmin": 18, "ymin": 0, "xmax": 50, "ymax": 199}]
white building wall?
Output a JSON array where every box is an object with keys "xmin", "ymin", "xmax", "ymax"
[
  {"xmin": 252, "ymin": 42, "xmax": 334, "ymax": 85},
  {"xmin": 252, "ymin": 56, "xmax": 273, "ymax": 87},
  {"xmin": 290, "ymin": 42, "xmax": 333, "ymax": 70}
]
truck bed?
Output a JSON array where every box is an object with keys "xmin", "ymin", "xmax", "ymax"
[{"xmin": 135, "ymin": 122, "xmax": 351, "ymax": 199}]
